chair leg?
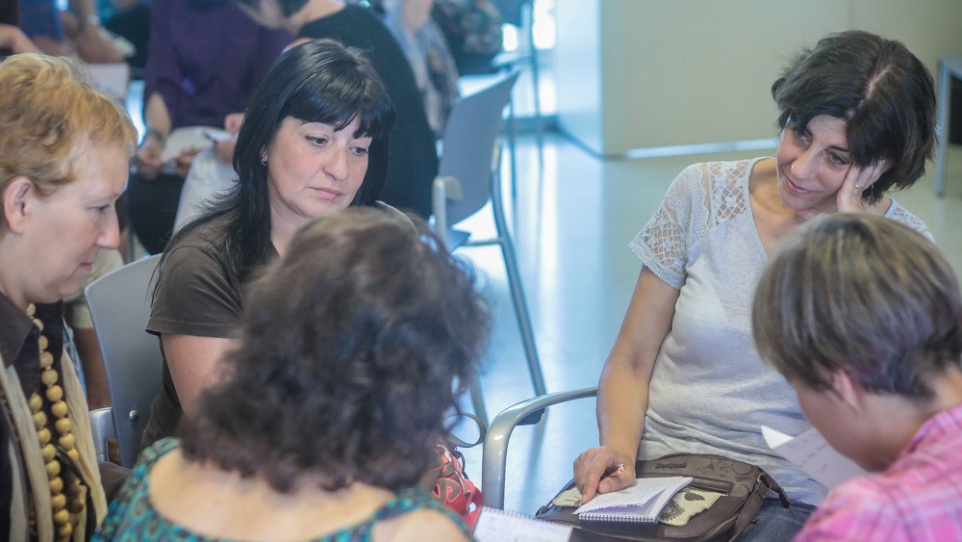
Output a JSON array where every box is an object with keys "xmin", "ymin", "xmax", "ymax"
[
  {"xmin": 497, "ymin": 235, "xmax": 546, "ymax": 396},
  {"xmin": 490, "ymin": 142, "xmax": 546, "ymax": 397},
  {"xmin": 523, "ymin": 0, "xmax": 542, "ymax": 145},
  {"xmin": 507, "ymin": 95, "xmax": 519, "ymax": 203},
  {"xmin": 489, "ymin": 170, "xmax": 545, "ymax": 397}
]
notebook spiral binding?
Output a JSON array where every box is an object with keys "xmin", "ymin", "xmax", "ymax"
[{"xmin": 580, "ymin": 513, "xmax": 659, "ymax": 523}]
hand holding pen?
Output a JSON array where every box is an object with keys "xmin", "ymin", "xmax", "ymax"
[{"xmin": 573, "ymin": 446, "xmax": 636, "ymax": 503}]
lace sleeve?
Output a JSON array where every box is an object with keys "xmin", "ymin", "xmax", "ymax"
[
  {"xmin": 885, "ymin": 199, "xmax": 933, "ymax": 242},
  {"xmin": 629, "ymin": 164, "xmax": 707, "ymax": 289}
]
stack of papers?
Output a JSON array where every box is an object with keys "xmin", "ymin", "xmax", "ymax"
[{"xmin": 761, "ymin": 425, "xmax": 867, "ymax": 488}]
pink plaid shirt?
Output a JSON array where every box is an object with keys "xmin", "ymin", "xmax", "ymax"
[{"xmin": 794, "ymin": 402, "xmax": 962, "ymax": 541}]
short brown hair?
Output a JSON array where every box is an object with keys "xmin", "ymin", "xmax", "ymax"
[
  {"xmin": 0, "ymin": 54, "xmax": 137, "ymax": 219},
  {"xmin": 771, "ymin": 30, "xmax": 936, "ymax": 203},
  {"xmin": 752, "ymin": 214, "xmax": 962, "ymax": 399},
  {"xmin": 180, "ymin": 208, "xmax": 490, "ymax": 493}
]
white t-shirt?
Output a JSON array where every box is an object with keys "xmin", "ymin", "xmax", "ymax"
[{"xmin": 629, "ymin": 158, "xmax": 930, "ymax": 506}]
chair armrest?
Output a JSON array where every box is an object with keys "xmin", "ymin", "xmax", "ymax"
[
  {"xmin": 481, "ymin": 386, "xmax": 598, "ymax": 509},
  {"xmin": 88, "ymin": 407, "xmax": 116, "ymax": 463},
  {"xmin": 431, "ymin": 175, "xmax": 462, "ymax": 246}
]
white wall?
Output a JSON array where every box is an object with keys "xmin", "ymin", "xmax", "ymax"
[{"xmin": 556, "ymin": 0, "xmax": 962, "ymax": 157}]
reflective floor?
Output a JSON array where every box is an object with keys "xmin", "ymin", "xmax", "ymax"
[{"xmin": 458, "ymin": 132, "xmax": 962, "ymax": 515}]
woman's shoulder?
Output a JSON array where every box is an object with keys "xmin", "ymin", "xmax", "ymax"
[
  {"xmin": 675, "ymin": 158, "xmax": 761, "ymax": 189},
  {"xmin": 114, "ymin": 439, "xmax": 182, "ymax": 513},
  {"xmin": 150, "ymin": 214, "xmax": 242, "ymax": 325},
  {"xmin": 665, "ymin": 158, "xmax": 761, "ymax": 214},
  {"xmin": 138, "ymin": 437, "xmax": 182, "ymax": 469},
  {"xmin": 161, "ymin": 215, "xmax": 233, "ymax": 271},
  {"xmin": 171, "ymin": 213, "xmax": 232, "ymax": 246},
  {"xmin": 96, "ymin": 439, "xmax": 184, "ymax": 540},
  {"xmin": 375, "ymin": 508, "xmax": 471, "ymax": 542},
  {"xmin": 371, "ymin": 488, "xmax": 471, "ymax": 542},
  {"xmin": 885, "ymin": 198, "xmax": 932, "ymax": 239}
]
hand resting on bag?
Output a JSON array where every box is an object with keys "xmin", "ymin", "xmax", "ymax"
[{"xmin": 574, "ymin": 445, "xmax": 636, "ymax": 503}]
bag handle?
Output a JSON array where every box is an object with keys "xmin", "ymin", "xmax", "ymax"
[
  {"xmin": 446, "ymin": 412, "xmax": 486, "ymax": 448},
  {"xmin": 731, "ymin": 472, "xmax": 791, "ymax": 541}
]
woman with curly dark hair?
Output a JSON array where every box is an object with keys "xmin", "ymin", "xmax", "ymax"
[{"xmin": 96, "ymin": 207, "xmax": 489, "ymax": 540}]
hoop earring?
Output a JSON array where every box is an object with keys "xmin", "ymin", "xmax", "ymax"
[{"xmin": 261, "ymin": 157, "xmax": 268, "ymax": 166}]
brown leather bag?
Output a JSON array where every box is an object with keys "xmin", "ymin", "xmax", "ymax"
[{"xmin": 535, "ymin": 453, "xmax": 790, "ymax": 542}]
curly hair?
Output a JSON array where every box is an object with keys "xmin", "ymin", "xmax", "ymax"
[
  {"xmin": 0, "ymin": 54, "xmax": 136, "ymax": 228},
  {"xmin": 771, "ymin": 30, "xmax": 936, "ymax": 204},
  {"xmin": 752, "ymin": 214, "xmax": 962, "ymax": 399},
  {"xmin": 179, "ymin": 207, "xmax": 490, "ymax": 493}
]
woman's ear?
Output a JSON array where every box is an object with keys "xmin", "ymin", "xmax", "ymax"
[
  {"xmin": 830, "ymin": 370, "xmax": 863, "ymax": 412},
  {"xmin": 878, "ymin": 158, "xmax": 894, "ymax": 176},
  {"xmin": 2, "ymin": 177, "xmax": 35, "ymax": 235}
]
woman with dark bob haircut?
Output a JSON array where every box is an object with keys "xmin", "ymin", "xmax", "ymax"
[
  {"xmin": 573, "ymin": 30, "xmax": 935, "ymax": 541},
  {"xmin": 97, "ymin": 208, "xmax": 489, "ymax": 541},
  {"xmin": 141, "ymin": 39, "xmax": 398, "ymax": 447},
  {"xmin": 771, "ymin": 30, "xmax": 936, "ymax": 203}
]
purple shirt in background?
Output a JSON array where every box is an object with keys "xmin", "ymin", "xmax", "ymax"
[{"xmin": 144, "ymin": 0, "xmax": 291, "ymax": 129}]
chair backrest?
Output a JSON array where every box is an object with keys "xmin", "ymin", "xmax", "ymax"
[
  {"xmin": 84, "ymin": 254, "xmax": 163, "ymax": 467},
  {"xmin": 439, "ymin": 71, "xmax": 519, "ymax": 227}
]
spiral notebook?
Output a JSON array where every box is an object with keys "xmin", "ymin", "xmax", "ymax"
[
  {"xmin": 473, "ymin": 506, "xmax": 573, "ymax": 542},
  {"xmin": 574, "ymin": 476, "xmax": 692, "ymax": 523}
]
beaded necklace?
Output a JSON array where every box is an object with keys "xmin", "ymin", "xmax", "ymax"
[{"xmin": 26, "ymin": 303, "xmax": 86, "ymax": 541}]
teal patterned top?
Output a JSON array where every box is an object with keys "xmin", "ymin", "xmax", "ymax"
[{"xmin": 94, "ymin": 438, "xmax": 473, "ymax": 541}]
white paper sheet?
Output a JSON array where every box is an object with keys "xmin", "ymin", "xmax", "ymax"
[
  {"xmin": 86, "ymin": 63, "xmax": 130, "ymax": 104},
  {"xmin": 761, "ymin": 425, "xmax": 868, "ymax": 488},
  {"xmin": 161, "ymin": 126, "xmax": 216, "ymax": 163},
  {"xmin": 473, "ymin": 507, "xmax": 572, "ymax": 542}
]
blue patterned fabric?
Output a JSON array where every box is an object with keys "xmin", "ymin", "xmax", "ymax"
[{"xmin": 94, "ymin": 438, "xmax": 472, "ymax": 541}]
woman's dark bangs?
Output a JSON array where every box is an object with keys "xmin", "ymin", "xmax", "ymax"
[
  {"xmin": 280, "ymin": 80, "xmax": 392, "ymax": 140},
  {"xmin": 281, "ymin": 82, "xmax": 356, "ymax": 129},
  {"xmin": 354, "ymin": 99, "xmax": 393, "ymax": 140}
]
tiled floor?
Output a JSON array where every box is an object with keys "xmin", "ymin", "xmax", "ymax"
[{"xmin": 458, "ymin": 131, "xmax": 962, "ymax": 516}]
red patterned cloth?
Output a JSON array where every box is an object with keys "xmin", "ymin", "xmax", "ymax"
[{"xmin": 432, "ymin": 443, "xmax": 483, "ymax": 528}]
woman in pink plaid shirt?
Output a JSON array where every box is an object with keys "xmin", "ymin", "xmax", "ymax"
[{"xmin": 753, "ymin": 213, "xmax": 962, "ymax": 542}]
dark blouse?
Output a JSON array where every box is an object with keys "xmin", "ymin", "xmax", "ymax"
[{"xmin": 0, "ymin": 295, "xmax": 65, "ymax": 540}]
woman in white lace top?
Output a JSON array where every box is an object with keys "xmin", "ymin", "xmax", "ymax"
[{"xmin": 572, "ymin": 30, "xmax": 937, "ymax": 541}]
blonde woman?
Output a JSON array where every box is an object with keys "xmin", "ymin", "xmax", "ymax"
[{"xmin": 0, "ymin": 53, "xmax": 137, "ymax": 541}]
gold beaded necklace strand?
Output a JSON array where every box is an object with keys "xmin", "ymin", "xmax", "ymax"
[{"xmin": 26, "ymin": 304, "xmax": 86, "ymax": 541}]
